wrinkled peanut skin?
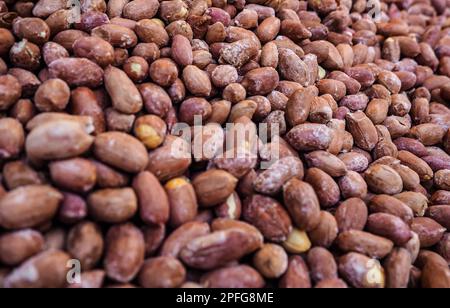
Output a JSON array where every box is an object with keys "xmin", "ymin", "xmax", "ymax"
[
  {"xmin": 307, "ymin": 247, "xmax": 338, "ymax": 283},
  {"xmin": 180, "ymin": 229, "xmax": 259, "ymax": 270},
  {"xmin": 339, "ymin": 252, "xmax": 385, "ymax": 288},
  {"xmin": 283, "ymin": 178, "xmax": 320, "ymax": 231},
  {"xmin": 104, "ymin": 223, "xmax": 145, "ymax": 283},
  {"xmin": 138, "ymin": 256, "xmax": 186, "ymax": 288},
  {"xmin": 0, "ymin": 118, "xmax": 24, "ymax": 159},
  {"xmin": 337, "ymin": 230, "xmax": 394, "ymax": 259},
  {"xmin": 67, "ymin": 221, "xmax": 104, "ymax": 271},
  {"xmin": 0, "ymin": 75, "xmax": 22, "ymax": 111},
  {"xmin": 335, "ymin": 198, "xmax": 368, "ymax": 232},
  {"xmin": 25, "ymin": 120, "xmax": 94, "ymax": 160},
  {"xmin": 104, "ymin": 65, "xmax": 143, "ymax": 114},
  {"xmin": 161, "ymin": 221, "xmax": 210, "ymax": 258},
  {"xmin": 254, "ymin": 156, "xmax": 304, "ymax": 195},
  {"xmin": 192, "ymin": 170, "xmax": 238, "ymax": 207},
  {"xmin": 0, "ymin": 0, "xmax": 450, "ymax": 290},
  {"xmin": 165, "ymin": 177, "xmax": 198, "ymax": 228},
  {"xmin": 0, "ymin": 229, "xmax": 44, "ymax": 266},
  {"xmin": 0, "ymin": 185, "xmax": 62, "ymax": 230},
  {"xmin": 4, "ymin": 250, "xmax": 71, "ymax": 288},
  {"xmin": 49, "ymin": 158, "xmax": 97, "ymax": 193},
  {"xmin": 88, "ymin": 188, "xmax": 137, "ymax": 223},
  {"xmin": 133, "ymin": 171, "xmax": 170, "ymax": 225},
  {"xmin": 279, "ymin": 256, "xmax": 311, "ymax": 288},
  {"xmin": 383, "ymin": 248, "xmax": 411, "ymax": 288},
  {"xmin": 94, "ymin": 132, "xmax": 148, "ymax": 173},
  {"xmin": 48, "ymin": 58, "xmax": 104, "ymax": 88},
  {"xmin": 243, "ymin": 194, "xmax": 292, "ymax": 243},
  {"xmin": 367, "ymin": 213, "xmax": 413, "ymax": 246},
  {"xmin": 201, "ymin": 265, "xmax": 265, "ymax": 288}
]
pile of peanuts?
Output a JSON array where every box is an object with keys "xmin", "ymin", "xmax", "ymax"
[{"xmin": 1, "ymin": 0, "xmax": 450, "ymax": 288}]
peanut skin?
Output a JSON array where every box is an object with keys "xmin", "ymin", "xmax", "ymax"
[{"xmin": 0, "ymin": 0, "xmax": 450, "ymax": 290}]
